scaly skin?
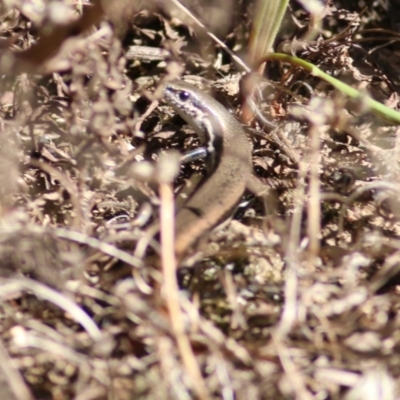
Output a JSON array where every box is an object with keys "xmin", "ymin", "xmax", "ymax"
[{"xmin": 163, "ymin": 80, "xmax": 253, "ymax": 259}]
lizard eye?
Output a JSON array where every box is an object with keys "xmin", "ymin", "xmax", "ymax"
[{"xmin": 178, "ymin": 91, "xmax": 190, "ymax": 102}]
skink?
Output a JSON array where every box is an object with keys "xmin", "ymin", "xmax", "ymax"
[{"xmin": 163, "ymin": 80, "xmax": 253, "ymax": 259}]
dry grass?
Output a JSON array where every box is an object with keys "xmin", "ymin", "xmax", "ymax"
[{"xmin": 0, "ymin": 1, "xmax": 400, "ymax": 399}]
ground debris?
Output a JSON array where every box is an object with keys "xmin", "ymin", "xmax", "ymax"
[{"xmin": 0, "ymin": 1, "xmax": 400, "ymax": 399}]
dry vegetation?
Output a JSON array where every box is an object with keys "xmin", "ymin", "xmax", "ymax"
[{"xmin": 1, "ymin": 0, "xmax": 400, "ymax": 399}]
